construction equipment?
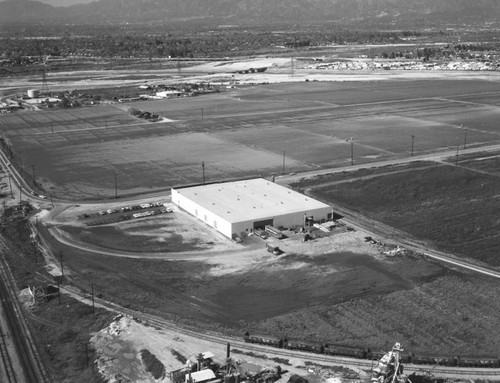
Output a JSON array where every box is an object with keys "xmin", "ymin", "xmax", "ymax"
[{"xmin": 371, "ymin": 343, "xmax": 408, "ymax": 383}]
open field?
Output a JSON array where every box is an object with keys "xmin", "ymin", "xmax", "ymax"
[
  {"xmin": 2, "ymin": 72, "xmax": 500, "ymax": 369},
  {"xmin": 35, "ymin": 198, "xmax": 500, "ymax": 356},
  {"xmin": 254, "ymin": 272, "xmax": 500, "ymax": 355},
  {"xmin": 1, "ymin": 79, "xmax": 500, "ymax": 199},
  {"xmin": 299, "ymin": 161, "xmax": 500, "ymax": 267},
  {"xmin": 36, "ymin": 209, "xmax": 500, "ymax": 355}
]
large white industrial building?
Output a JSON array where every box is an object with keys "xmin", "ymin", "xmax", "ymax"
[{"xmin": 171, "ymin": 178, "xmax": 333, "ymax": 239}]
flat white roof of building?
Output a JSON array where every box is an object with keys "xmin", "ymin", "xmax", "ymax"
[{"xmin": 173, "ymin": 178, "xmax": 330, "ymax": 223}]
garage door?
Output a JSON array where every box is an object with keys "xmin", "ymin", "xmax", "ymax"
[{"xmin": 253, "ymin": 219, "xmax": 273, "ymax": 229}]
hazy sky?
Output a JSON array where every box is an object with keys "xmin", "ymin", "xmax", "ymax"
[
  {"xmin": 41, "ymin": 0, "xmax": 97, "ymax": 5},
  {"xmin": 0, "ymin": 0, "xmax": 97, "ymax": 6}
]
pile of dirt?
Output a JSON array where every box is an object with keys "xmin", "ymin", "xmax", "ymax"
[{"xmin": 141, "ymin": 349, "xmax": 166, "ymax": 380}]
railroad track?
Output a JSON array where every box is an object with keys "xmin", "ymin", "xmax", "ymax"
[
  {"xmin": 0, "ymin": 324, "xmax": 16, "ymax": 383},
  {"xmin": 126, "ymin": 307, "xmax": 500, "ymax": 378},
  {"xmin": 0, "ymin": 238, "xmax": 51, "ymax": 383},
  {"xmin": 61, "ymin": 285, "xmax": 500, "ymax": 380}
]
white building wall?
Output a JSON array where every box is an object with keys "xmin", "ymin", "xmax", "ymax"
[
  {"xmin": 172, "ymin": 188, "xmax": 233, "ymax": 238},
  {"xmin": 231, "ymin": 206, "xmax": 332, "ymax": 237},
  {"xmin": 172, "ymin": 188, "xmax": 332, "ymax": 240},
  {"xmin": 273, "ymin": 207, "xmax": 332, "ymax": 228}
]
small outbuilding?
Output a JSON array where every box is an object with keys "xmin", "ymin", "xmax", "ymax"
[{"xmin": 185, "ymin": 369, "xmax": 216, "ymax": 383}]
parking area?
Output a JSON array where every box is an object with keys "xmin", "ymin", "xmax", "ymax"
[{"xmin": 77, "ymin": 201, "xmax": 174, "ymax": 226}]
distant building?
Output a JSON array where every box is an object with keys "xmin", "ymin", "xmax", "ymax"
[
  {"xmin": 172, "ymin": 178, "xmax": 332, "ymax": 240},
  {"xmin": 185, "ymin": 369, "xmax": 216, "ymax": 383},
  {"xmin": 156, "ymin": 90, "xmax": 183, "ymax": 98}
]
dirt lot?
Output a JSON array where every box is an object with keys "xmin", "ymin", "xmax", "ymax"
[
  {"xmin": 1, "ymin": 164, "xmax": 499, "ymax": 383},
  {"xmin": 32, "ymin": 200, "xmax": 499, "ymax": 357},
  {"xmin": 90, "ymin": 314, "xmax": 365, "ymax": 383},
  {"xmin": 2, "ymin": 79, "xmax": 500, "ymax": 199},
  {"xmin": 46, "ymin": 201, "xmax": 238, "ymax": 255}
]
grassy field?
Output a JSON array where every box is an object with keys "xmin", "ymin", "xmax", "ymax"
[
  {"xmin": 301, "ymin": 161, "xmax": 500, "ymax": 267},
  {"xmin": 254, "ymin": 272, "xmax": 500, "ymax": 355},
  {"xmin": 1, "ymin": 79, "xmax": 500, "ymax": 199}
]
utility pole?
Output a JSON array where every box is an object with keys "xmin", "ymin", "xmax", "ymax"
[
  {"xmin": 455, "ymin": 144, "xmax": 459, "ymax": 166},
  {"xmin": 59, "ymin": 250, "xmax": 64, "ymax": 281},
  {"xmin": 350, "ymin": 138, "xmax": 354, "ymax": 165},
  {"xmin": 114, "ymin": 172, "xmax": 118, "ymax": 199},
  {"xmin": 91, "ymin": 283, "xmax": 95, "ymax": 315},
  {"xmin": 8, "ymin": 174, "xmax": 13, "ymax": 199},
  {"xmin": 31, "ymin": 164, "xmax": 36, "ymax": 185},
  {"xmin": 282, "ymin": 151, "xmax": 286, "ymax": 175},
  {"xmin": 411, "ymin": 135, "xmax": 415, "ymax": 157},
  {"xmin": 57, "ymin": 279, "xmax": 61, "ymax": 305},
  {"xmin": 33, "ymin": 241, "xmax": 38, "ymax": 266},
  {"xmin": 85, "ymin": 343, "xmax": 89, "ymax": 367},
  {"xmin": 463, "ymin": 127, "xmax": 468, "ymax": 150},
  {"xmin": 202, "ymin": 162, "xmax": 205, "ymax": 184}
]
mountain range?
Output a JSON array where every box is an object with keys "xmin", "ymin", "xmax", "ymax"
[{"xmin": 1, "ymin": 0, "xmax": 500, "ymax": 26}]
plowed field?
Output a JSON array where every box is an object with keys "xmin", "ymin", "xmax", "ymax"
[{"xmin": 1, "ymin": 79, "xmax": 500, "ymax": 199}]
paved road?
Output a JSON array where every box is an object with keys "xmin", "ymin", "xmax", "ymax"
[{"xmin": 276, "ymin": 142, "xmax": 500, "ymax": 185}]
